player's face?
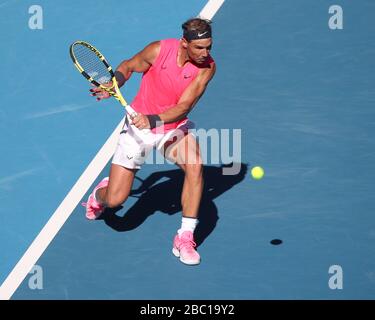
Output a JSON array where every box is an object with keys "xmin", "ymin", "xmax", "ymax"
[{"xmin": 185, "ymin": 38, "xmax": 212, "ymax": 64}]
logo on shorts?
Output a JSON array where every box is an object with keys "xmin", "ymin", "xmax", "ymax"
[{"xmin": 126, "ymin": 155, "xmax": 133, "ymax": 160}]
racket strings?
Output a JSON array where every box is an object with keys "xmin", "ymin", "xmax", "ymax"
[{"xmin": 73, "ymin": 44, "xmax": 112, "ymax": 85}]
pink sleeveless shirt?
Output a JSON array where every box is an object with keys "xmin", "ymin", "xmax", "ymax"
[{"xmin": 131, "ymin": 38, "xmax": 213, "ymax": 132}]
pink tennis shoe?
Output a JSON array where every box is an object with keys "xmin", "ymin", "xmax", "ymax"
[
  {"xmin": 82, "ymin": 177, "xmax": 109, "ymax": 220},
  {"xmin": 172, "ymin": 231, "xmax": 200, "ymax": 265}
]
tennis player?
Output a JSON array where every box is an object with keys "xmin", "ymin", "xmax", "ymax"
[{"xmin": 85, "ymin": 18, "xmax": 216, "ymax": 265}]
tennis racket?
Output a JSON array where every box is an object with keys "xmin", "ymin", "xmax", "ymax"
[{"xmin": 69, "ymin": 40, "xmax": 149, "ymax": 133}]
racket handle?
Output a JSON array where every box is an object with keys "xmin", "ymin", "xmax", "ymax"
[
  {"xmin": 125, "ymin": 105, "xmax": 151, "ymax": 134},
  {"xmin": 125, "ymin": 105, "xmax": 137, "ymax": 118}
]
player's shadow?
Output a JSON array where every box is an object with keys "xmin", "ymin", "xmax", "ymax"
[{"xmin": 101, "ymin": 163, "xmax": 247, "ymax": 246}]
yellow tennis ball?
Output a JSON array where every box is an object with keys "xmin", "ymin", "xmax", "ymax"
[{"xmin": 251, "ymin": 166, "xmax": 264, "ymax": 180}]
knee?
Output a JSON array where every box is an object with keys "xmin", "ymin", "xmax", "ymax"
[{"xmin": 185, "ymin": 163, "xmax": 203, "ymax": 181}]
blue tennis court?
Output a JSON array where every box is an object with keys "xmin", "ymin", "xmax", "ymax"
[{"xmin": 1, "ymin": 0, "xmax": 375, "ymax": 300}]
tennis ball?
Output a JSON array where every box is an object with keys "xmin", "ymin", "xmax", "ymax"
[{"xmin": 251, "ymin": 166, "xmax": 264, "ymax": 180}]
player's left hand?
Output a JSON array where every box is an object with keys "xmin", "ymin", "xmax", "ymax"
[
  {"xmin": 131, "ymin": 113, "xmax": 151, "ymax": 129},
  {"xmin": 89, "ymin": 84, "xmax": 111, "ymax": 101}
]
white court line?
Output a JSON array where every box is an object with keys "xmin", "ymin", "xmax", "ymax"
[
  {"xmin": 0, "ymin": 0, "xmax": 225, "ymax": 300},
  {"xmin": 199, "ymin": 0, "xmax": 225, "ymax": 19}
]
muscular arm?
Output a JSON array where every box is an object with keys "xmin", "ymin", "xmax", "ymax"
[
  {"xmin": 159, "ymin": 62, "xmax": 216, "ymax": 123},
  {"xmin": 115, "ymin": 41, "xmax": 160, "ymax": 87}
]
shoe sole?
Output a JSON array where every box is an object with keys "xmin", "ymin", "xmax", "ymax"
[{"xmin": 172, "ymin": 248, "xmax": 200, "ymax": 266}]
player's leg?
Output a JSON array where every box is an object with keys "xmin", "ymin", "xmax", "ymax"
[
  {"xmin": 176, "ymin": 134, "xmax": 203, "ymax": 219},
  {"xmin": 96, "ymin": 164, "xmax": 137, "ymax": 208},
  {"xmin": 162, "ymin": 132, "xmax": 203, "ymax": 265},
  {"xmin": 83, "ymin": 163, "xmax": 137, "ymax": 220},
  {"xmin": 84, "ymin": 119, "xmax": 153, "ymax": 220},
  {"xmin": 164, "ymin": 132, "xmax": 203, "ymax": 217}
]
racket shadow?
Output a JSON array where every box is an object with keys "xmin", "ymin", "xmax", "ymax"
[{"xmin": 101, "ymin": 163, "xmax": 248, "ymax": 247}]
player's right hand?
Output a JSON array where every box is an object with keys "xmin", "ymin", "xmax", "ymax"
[{"xmin": 89, "ymin": 85, "xmax": 111, "ymax": 101}]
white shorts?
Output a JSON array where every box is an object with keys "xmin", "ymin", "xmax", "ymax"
[{"xmin": 112, "ymin": 114, "xmax": 195, "ymax": 170}]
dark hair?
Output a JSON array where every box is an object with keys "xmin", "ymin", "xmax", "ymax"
[{"xmin": 182, "ymin": 18, "xmax": 212, "ymax": 41}]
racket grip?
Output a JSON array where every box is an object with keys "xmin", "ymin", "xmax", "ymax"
[
  {"xmin": 125, "ymin": 105, "xmax": 151, "ymax": 134},
  {"xmin": 125, "ymin": 105, "xmax": 137, "ymax": 117}
]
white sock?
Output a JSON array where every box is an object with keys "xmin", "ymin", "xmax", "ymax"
[{"xmin": 178, "ymin": 217, "xmax": 198, "ymax": 235}]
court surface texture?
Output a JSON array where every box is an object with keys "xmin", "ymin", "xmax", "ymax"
[{"xmin": 1, "ymin": 0, "xmax": 374, "ymax": 299}]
